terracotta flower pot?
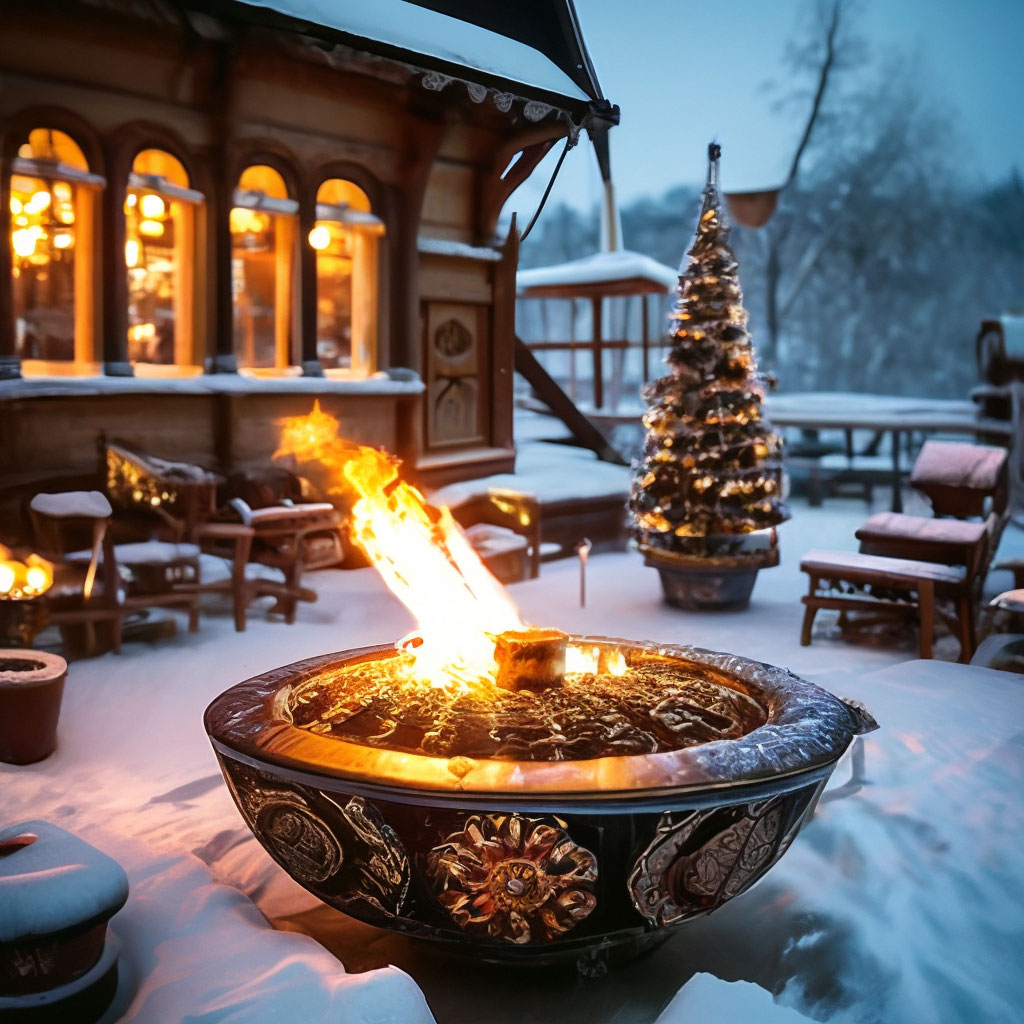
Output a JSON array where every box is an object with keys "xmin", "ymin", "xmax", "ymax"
[{"xmin": 0, "ymin": 650, "xmax": 68, "ymax": 765}]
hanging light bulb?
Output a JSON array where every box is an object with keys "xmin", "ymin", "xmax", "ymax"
[
  {"xmin": 53, "ymin": 232, "xmax": 74, "ymax": 250},
  {"xmin": 139, "ymin": 219, "xmax": 164, "ymax": 238},
  {"xmin": 139, "ymin": 193, "xmax": 165, "ymax": 219},
  {"xmin": 125, "ymin": 238, "xmax": 140, "ymax": 267},
  {"xmin": 308, "ymin": 224, "xmax": 331, "ymax": 250}
]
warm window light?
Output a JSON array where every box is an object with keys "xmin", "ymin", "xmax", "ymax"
[
  {"xmin": 125, "ymin": 239, "xmax": 140, "ymax": 267},
  {"xmin": 139, "ymin": 193, "xmax": 165, "ymax": 219},
  {"xmin": 308, "ymin": 224, "xmax": 331, "ymax": 251},
  {"xmin": 12, "ymin": 227, "xmax": 42, "ymax": 259},
  {"xmin": 25, "ymin": 190, "xmax": 51, "ymax": 214},
  {"xmin": 125, "ymin": 193, "xmax": 138, "ymax": 208},
  {"xmin": 53, "ymin": 232, "xmax": 73, "ymax": 250},
  {"xmin": 53, "ymin": 182, "xmax": 72, "ymax": 203},
  {"xmin": 139, "ymin": 219, "xmax": 164, "ymax": 238},
  {"xmin": 57, "ymin": 204, "xmax": 75, "ymax": 225},
  {"xmin": 10, "ymin": 197, "xmax": 22, "ymax": 215}
]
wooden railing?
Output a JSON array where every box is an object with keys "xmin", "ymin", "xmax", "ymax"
[{"xmin": 520, "ymin": 336, "xmax": 668, "ymax": 412}]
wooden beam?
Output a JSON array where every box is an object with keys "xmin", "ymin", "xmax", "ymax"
[{"xmin": 514, "ymin": 336, "xmax": 626, "ymax": 466}]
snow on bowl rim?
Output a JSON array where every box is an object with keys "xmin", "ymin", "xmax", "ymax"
[{"xmin": 204, "ymin": 637, "xmax": 874, "ymax": 805}]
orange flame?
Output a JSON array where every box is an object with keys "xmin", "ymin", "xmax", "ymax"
[
  {"xmin": 0, "ymin": 544, "xmax": 53, "ymax": 600},
  {"xmin": 275, "ymin": 402, "xmax": 523, "ymax": 688}
]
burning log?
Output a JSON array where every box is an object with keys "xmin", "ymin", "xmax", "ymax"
[{"xmin": 493, "ymin": 628, "xmax": 568, "ymax": 692}]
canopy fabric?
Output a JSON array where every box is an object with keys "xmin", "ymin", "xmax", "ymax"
[{"xmin": 517, "ymin": 249, "xmax": 678, "ymax": 298}]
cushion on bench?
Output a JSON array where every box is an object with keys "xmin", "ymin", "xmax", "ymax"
[{"xmin": 910, "ymin": 441, "xmax": 1006, "ymax": 492}]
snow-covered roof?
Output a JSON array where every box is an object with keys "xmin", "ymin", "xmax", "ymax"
[
  {"xmin": 235, "ymin": 0, "xmax": 594, "ymax": 107},
  {"xmin": 517, "ymin": 249, "xmax": 678, "ymax": 297}
]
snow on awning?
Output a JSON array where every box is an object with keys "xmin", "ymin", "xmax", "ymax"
[
  {"xmin": 232, "ymin": 0, "xmax": 597, "ymax": 111},
  {"xmin": 517, "ymin": 250, "xmax": 678, "ymax": 299}
]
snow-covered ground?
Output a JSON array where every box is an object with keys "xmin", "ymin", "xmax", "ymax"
[{"xmin": 3, "ymin": 488, "xmax": 1024, "ymax": 1023}]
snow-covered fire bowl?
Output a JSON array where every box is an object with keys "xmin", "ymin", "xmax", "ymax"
[{"xmin": 205, "ymin": 636, "xmax": 874, "ymax": 969}]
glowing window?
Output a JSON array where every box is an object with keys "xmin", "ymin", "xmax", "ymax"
[
  {"xmin": 312, "ymin": 178, "xmax": 383, "ymax": 375},
  {"xmin": 231, "ymin": 165, "xmax": 297, "ymax": 369},
  {"xmin": 125, "ymin": 149, "xmax": 203, "ymax": 367},
  {"xmin": 9, "ymin": 129, "xmax": 103, "ymax": 366}
]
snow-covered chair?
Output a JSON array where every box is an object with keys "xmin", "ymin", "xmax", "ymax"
[
  {"xmin": 101, "ymin": 439, "xmax": 342, "ymax": 629},
  {"xmin": 29, "ymin": 491, "xmax": 200, "ymax": 656},
  {"xmin": 448, "ymin": 490, "xmax": 541, "ymax": 581}
]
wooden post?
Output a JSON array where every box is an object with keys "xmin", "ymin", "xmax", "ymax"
[
  {"xmin": 207, "ymin": 166, "xmax": 238, "ymax": 373},
  {"xmin": 591, "ymin": 295, "xmax": 603, "ymax": 411},
  {"xmin": 641, "ymin": 293, "xmax": 650, "ymax": 384},
  {"xmin": 207, "ymin": 41, "xmax": 238, "ymax": 374},
  {"xmin": 0, "ymin": 154, "xmax": 19, "ymax": 379},
  {"xmin": 298, "ymin": 188, "xmax": 321, "ymax": 376},
  {"xmin": 100, "ymin": 143, "xmax": 132, "ymax": 376}
]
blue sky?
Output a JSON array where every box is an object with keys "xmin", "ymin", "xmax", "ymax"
[{"xmin": 509, "ymin": 0, "xmax": 1024, "ymax": 219}]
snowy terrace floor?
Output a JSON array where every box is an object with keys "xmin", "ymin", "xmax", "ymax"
[{"xmin": 4, "ymin": 491, "xmax": 1024, "ymax": 1023}]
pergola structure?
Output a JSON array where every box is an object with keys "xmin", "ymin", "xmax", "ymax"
[{"xmin": 517, "ymin": 248, "xmax": 677, "ymax": 410}]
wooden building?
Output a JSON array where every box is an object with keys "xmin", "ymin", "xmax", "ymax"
[{"xmin": 0, "ymin": 0, "xmax": 615, "ymax": 533}]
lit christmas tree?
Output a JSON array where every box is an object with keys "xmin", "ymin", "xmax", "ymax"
[{"xmin": 630, "ymin": 143, "xmax": 788, "ymax": 609}]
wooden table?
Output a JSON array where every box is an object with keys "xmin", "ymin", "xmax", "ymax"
[{"xmin": 766, "ymin": 395, "xmax": 1010, "ymax": 512}]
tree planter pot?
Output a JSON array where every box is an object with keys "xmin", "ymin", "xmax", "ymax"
[
  {"xmin": 641, "ymin": 532, "xmax": 780, "ymax": 612},
  {"xmin": 0, "ymin": 651, "xmax": 68, "ymax": 764}
]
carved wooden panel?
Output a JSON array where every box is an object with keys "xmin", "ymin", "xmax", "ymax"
[{"xmin": 424, "ymin": 302, "xmax": 487, "ymax": 448}]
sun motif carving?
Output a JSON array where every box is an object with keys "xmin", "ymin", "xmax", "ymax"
[{"xmin": 427, "ymin": 813, "xmax": 597, "ymax": 944}]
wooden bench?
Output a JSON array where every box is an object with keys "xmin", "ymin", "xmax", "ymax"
[{"xmin": 800, "ymin": 548, "xmax": 976, "ymax": 661}]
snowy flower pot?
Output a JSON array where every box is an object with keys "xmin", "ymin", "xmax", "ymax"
[
  {"xmin": 205, "ymin": 638, "xmax": 875, "ymax": 971},
  {"xmin": 641, "ymin": 531, "xmax": 780, "ymax": 612},
  {"xmin": 0, "ymin": 820, "xmax": 128, "ymax": 1024},
  {"xmin": 0, "ymin": 651, "xmax": 67, "ymax": 765}
]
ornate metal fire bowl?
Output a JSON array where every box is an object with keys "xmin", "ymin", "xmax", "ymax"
[{"xmin": 205, "ymin": 638, "xmax": 874, "ymax": 968}]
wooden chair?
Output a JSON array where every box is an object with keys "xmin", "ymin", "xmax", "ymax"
[
  {"xmin": 28, "ymin": 491, "xmax": 126, "ymax": 658},
  {"xmin": 30, "ymin": 491, "xmax": 200, "ymax": 655},
  {"xmin": 103, "ymin": 439, "xmax": 342, "ymax": 630},
  {"xmin": 909, "ymin": 440, "xmax": 1008, "ymax": 519},
  {"xmin": 448, "ymin": 490, "xmax": 542, "ymax": 583}
]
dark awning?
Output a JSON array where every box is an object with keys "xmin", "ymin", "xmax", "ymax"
[{"xmin": 215, "ymin": 0, "xmax": 616, "ymax": 123}]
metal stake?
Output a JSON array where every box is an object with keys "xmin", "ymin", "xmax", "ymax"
[{"xmin": 576, "ymin": 538, "xmax": 592, "ymax": 608}]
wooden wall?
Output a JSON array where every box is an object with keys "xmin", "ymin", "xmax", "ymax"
[{"xmin": 0, "ymin": 0, "xmax": 567, "ymax": 507}]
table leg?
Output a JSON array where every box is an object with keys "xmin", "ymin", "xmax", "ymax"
[{"xmin": 891, "ymin": 428, "xmax": 903, "ymax": 513}]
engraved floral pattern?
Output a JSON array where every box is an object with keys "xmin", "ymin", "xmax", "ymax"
[{"xmin": 427, "ymin": 813, "xmax": 597, "ymax": 944}]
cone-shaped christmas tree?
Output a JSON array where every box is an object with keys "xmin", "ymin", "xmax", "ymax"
[{"xmin": 630, "ymin": 143, "xmax": 789, "ymax": 609}]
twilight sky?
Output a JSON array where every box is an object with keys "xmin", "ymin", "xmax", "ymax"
[{"xmin": 508, "ymin": 0, "xmax": 1024, "ymax": 222}]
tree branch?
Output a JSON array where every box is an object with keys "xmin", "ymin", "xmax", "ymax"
[{"xmin": 785, "ymin": 0, "xmax": 842, "ymax": 187}]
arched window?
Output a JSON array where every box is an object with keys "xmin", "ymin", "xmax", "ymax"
[
  {"xmin": 125, "ymin": 149, "xmax": 203, "ymax": 370},
  {"xmin": 231, "ymin": 165, "xmax": 297, "ymax": 370},
  {"xmin": 10, "ymin": 128, "xmax": 104, "ymax": 370},
  {"xmin": 310, "ymin": 178, "xmax": 384, "ymax": 376}
]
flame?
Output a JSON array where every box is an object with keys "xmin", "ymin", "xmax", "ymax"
[
  {"xmin": 0, "ymin": 544, "xmax": 53, "ymax": 600},
  {"xmin": 275, "ymin": 402, "xmax": 523, "ymax": 688}
]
